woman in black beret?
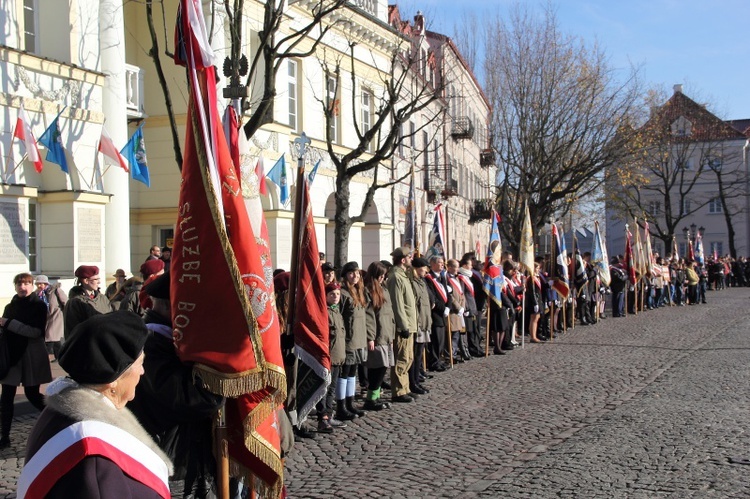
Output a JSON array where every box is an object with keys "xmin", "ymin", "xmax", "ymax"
[
  {"xmin": 0, "ymin": 273, "xmax": 51, "ymax": 449},
  {"xmin": 18, "ymin": 311, "xmax": 173, "ymax": 498}
]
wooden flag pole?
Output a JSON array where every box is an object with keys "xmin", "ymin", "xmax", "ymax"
[{"xmin": 214, "ymin": 402, "xmax": 230, "ymax": 499}]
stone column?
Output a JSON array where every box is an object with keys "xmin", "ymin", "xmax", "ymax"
[{"xmin": 99, "ymin": 0, "xmax": 131, "ymax": 276}]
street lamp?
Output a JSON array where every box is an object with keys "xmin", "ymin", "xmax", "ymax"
[
  {"xmin": 699, "ymin": 226, "xmax": 705, "ymax": 236},
  {"xmin": 682, "ymin": 226, "xmax": 689, "ymax": 241},
  {"xmin": 690, "ymin": 223, "xmax": 697, "ymax": 236}
]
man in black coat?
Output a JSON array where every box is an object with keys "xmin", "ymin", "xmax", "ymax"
[
  {"xmin": 609, "ymin": 257, "xmax": 627, "ymax": 317},
  {"xmin": 127, "ymin": 273, "xmax": 223, "ymax": 498},
  {"xmin": 424, "ymin": 256, "xmax": 450, "ymax": 371}
]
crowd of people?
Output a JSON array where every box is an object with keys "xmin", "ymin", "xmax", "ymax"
[{"xmin": 0, "ymin": 241, "xmax": 739, "ymax": 497}]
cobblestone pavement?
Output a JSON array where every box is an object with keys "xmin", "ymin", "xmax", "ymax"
[
  {"xmin": 284, "ymin": 289, "xmax": 750, "ymax": 498},
  {"xmin": 2, "ymin": 290, "xmax": 749, "ymax": 498}
]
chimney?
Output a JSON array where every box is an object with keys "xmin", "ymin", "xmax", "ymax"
[{"xmin": 673, "ymin": 84, "xmax": 683, "ymax": 95}]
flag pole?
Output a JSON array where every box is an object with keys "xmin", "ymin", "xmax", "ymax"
[
  {"xmin": 624, "ymin": 223, "xmax": 630, "ymax": 316},
  {"xmin": 4, "ymin": 153, "xmax": 28, "ymax": 183}
]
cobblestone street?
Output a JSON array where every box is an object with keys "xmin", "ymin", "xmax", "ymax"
[
  {"xmin": 2, "ymin": 289, "xmax": 749, "ymax": 498},
  {"xmin": 284, "ymin": 289, "xmax": 750, "ymax": 498}
]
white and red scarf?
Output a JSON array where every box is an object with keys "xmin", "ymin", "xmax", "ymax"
[
  {"xmin": 425, "ymin": 272, "xmax": 448, "ymax": 303},
  {"xmin": 18, "ymin": 420, "xmax": 170, "ymax": 498}
]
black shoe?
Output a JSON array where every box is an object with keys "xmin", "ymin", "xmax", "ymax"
[
  {"xmin": 410, "ymin": 385, "xmax": 427, "ymax": 395},
  {"xmin": 430, "ymin": 364, "xmax": 447, "ymax": 372},
  {"xmin": 381, "ymin": 381, "xmax": 392, "ymax": 390},
  {"xmin": 493, "ymin": 349, "xmax": 506, "ymax": 355},
  {"xmin": 392, "ymin": 394, "xmax": 414, "ymax": 403},
  {"xmin": 416, "ymin": 384, "xmax": 430, "ymax": 393},
  {"xmin": 453, "ymin": 356, "xmax": 464, "ymax": 364},
  {"xmin": 363, "ymin": 399, "xmax": 385, "ymax": 411},
  {"xmin": 317, "ymin": 419, "xmax": 334, "ymax": 434},
  {"xmin": 294, "ymin": 426, "xmax": 317, "ymax": 439}
]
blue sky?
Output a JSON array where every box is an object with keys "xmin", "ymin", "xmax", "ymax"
[{"xmin": 409, "ymin": 0, "xmax": 750, "ymax": 120}]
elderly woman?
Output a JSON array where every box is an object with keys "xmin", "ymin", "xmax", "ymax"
[
  {"xmin": 17, "ymin": 311, "xmax": 172, "ymax": 498},
  {"xmin": 0, "ymin": 272, "xmax": 50, "ymax": 449}
]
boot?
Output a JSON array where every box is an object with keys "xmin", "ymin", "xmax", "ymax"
[
  {"xmin": 363, "ymin": 399, "xmax": 385, "ymax": 411},
  {"xmin": 460, "ymin": 337, "xmax": 472, "ymax": 360},
  {"xmin": 346, "ymin": 396, "xmax": 366, "ymax": 417},
  {"xmin": 1, "ymin": 402, "xmax": 13, "ymax": 448},
  {"xmin": 335, "ymin": 399, "xmax": 356, "ymax": 421}
]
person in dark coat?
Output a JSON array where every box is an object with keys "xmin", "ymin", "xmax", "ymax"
[
  {"xmin": 0, "ymin": 273, "xmax": 50, "ymax": 449},
  {"xmin": 424, "ymin": 256, "xmax": 450, "ymax": 371},
  {"xmin": 64, "ymin": 265, "xmax": 111, "ymax": 338},
  {"xmin": 127, "ymin": 273, "xmax": 223, "ymax": 498},
  {"xmin": 609, "ymin": 257, "xmax": 628, "ymax": 317},
  {"xmin": 18, "ymin": 311, "xmax": 172, "ymax": 498}
]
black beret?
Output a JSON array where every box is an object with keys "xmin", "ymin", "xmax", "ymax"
[
  {"xmin": 143, "ymin": 272, "xmax": 170, "ymax": 300},
  {"xmin": 59, "ymin": 311, "xmax": 148, "ymax": 384},
  {"xmin": 321, "ymin": 262, "xmax": 336, "ymax": 273},
  {"xmin": 411, "ymin": 257, "xmax": 429, "ymax": 268},
  {"xmin": 341, "ymin": 261, "xmax": 359, "ymax": 275}
]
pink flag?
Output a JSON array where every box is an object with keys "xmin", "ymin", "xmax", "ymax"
[
  {"xmin": 14, "ymin": 105, "xmax": 43, "ymax": 173},
  {"xmin": 98, "ymin": 126, "xmax": 129, "ymax": 172}
]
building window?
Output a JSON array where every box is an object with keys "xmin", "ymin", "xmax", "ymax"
[
  {"xmin": 671, "ymin": 116, "xmax": 692, "ymax": 137},
  {"xmin": 705, "ymin": 157, "xmax": 722, "ymax": 171},
  {"xmin": 28, "ymin": 201, "xmax": 38, "ymax": 271},
  {"xmin": 23, "ymin": 0, "xmax": 37, "ymax": 53},
  {"xmin": 680, "ymin": 199, "xmax": 691, "ymax": 215},
  {"xmin": 710, "ymin": 241, "xmax": 723, "ymax": 257},
  {"xmin": 326, "ymin": 76, "xmax": 339, "ymax": 143},
  {"xmin": 648, "ymin": 201, "xmax": 661, "ymax": 216},
  {"xmin": 361, "ymin": 90, "xmax": 372, "ymax": 151},
  {"xmin": 287, "ymin": 60, "xmax": 298, "ymax": 131},
  {"xmin": 422, "ymin": 131, "xmax": 429, "ymax": 169},
  {"xmin": 398, "ymin": 124, "xmax": 404, "ymax": 157},
  {"xmin": 433, "ymin": 140, "xmax": 440, "ymax": 175},
  {"xmin": 676, "ymin": 158, "xmax": 692, "ymax": 170},
  {"xmin": 678, "ymin": 243, "xmax": 687, "ymax": 257},
  {"xmin": 708, "ymin": 197, "xmax": 723, "ymax": 214},
  {"xmin": 409, "ymin": 122, "xmax": 416, "ymax": 149}
]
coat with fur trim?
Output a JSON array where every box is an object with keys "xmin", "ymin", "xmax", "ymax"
[{"xmin": 23, "ymin": 381, "xmax": 173, "ymax": 498}]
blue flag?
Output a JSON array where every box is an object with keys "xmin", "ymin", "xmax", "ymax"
[
  {"xmin": 308, "ymin": 159, "xmax": 320, "ymax": 186},
  {"xmin": 482, "ymin": 211, "xmax": 505, "ymax": 307},
  {"xmin": 121, "ymin": 124, "xmax": 150, "ymax": 186},
  {"xmin": 267, "ymin": 155, "xmax": 288, "ymax": 205},
  {"xmin": 424, "ymin": 203, "xmax": 446, "ymax": 261},
  {"xmin": 38, "ymin": 111, "xmax": 68, "ymax": 173}
]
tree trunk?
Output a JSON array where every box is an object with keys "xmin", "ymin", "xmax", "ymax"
[
  {"xmin": 333, "ymin": 175, "xmax": 353, "ymax": 270},
  {"xmin": 723, "ymin": 210, "xmax": 737, "ymax": 258}
]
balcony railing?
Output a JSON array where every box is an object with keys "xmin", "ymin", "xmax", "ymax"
[
  {"xmin": 480, "ymin": 149, "xmax": 495, "ymax": 168},
  {"xmin": 469, "ymin": 199, "xmax": 494, "ymax": 224},
  {"xmin": 451, "ymin": 116, "xmax": 474, "ymax": 140},
  {"xmin": 424, "ymin": 166, "xmax": 459, "ymax": 202},
  {"xmin": 125, "ymin": 64, "xmax": 145, "ymax": 118},
  {"xmin": 350, "ymin": 0, "xmax": 378, "ymax": 18}
]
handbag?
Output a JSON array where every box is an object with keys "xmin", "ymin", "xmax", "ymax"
[{"xmin": 0, "ymin": 330, "xmax": 10, "ymax": 379}]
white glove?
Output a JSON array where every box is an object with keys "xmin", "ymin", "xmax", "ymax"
[
  {"xmin": 533, "ymin": 305, "xmax": 539, "ymax": 313},
  {"xmin": 443, "ymin": 308, "xmax": 450, "ymax": 317},
  {"xmin": 458, "ymin": 307, "xmax": 465, "ymax": 316}
]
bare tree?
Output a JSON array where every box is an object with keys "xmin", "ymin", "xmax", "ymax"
[
  {"xmin": 318, "ymin": 38, "xmax": 446, "ymax": 268},
  {"xmin": 144, "ymin": 0, "xmax": 349, "ymax": 170},
  {"xmin": 482, "ymin": 4, "xmax": 640, "ymax": 250},
  {"xmin": 609, "ymin": 87, "xmax": 747, "ymax": 255}
]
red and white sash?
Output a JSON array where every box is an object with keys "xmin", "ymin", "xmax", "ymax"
[
  {"xmin": 18, "ymin": 420, "xmax": 170, "ymax": 499},
  {"xmin": 457, "ymin": 274, "xmax": 474, "ymax": 297},
  {"xmin": 448, "ymin": 276, "xmax": 463, "ymax": 296},
  {"xmin": 425, "ymin": 273, "xmax": 448, "ymax": 303}
]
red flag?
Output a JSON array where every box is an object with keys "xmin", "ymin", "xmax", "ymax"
[
  {"xmin": 173, "ymin": 0, "xmax": 284, "ymax": 495},
  {"xmin": 625, "ymin": 229, "xmax": 637, "ymax": 285},
  {"xmin": 256, "ymin": 159, "xmax": 268, "ymax": 195},
  {"xmin": 98, "ymin": 126, "xmax": 129, "ymax": 172},
  {"xmin": 13, "ymin": 105, "xmax": 43, "ymax": 173},
  {"xmin": 292, "ymin": 177, "xmax": 330, "ymax": 422}
]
